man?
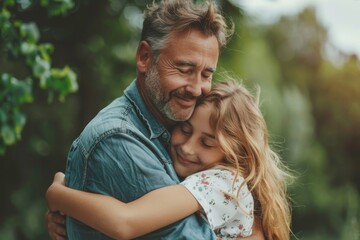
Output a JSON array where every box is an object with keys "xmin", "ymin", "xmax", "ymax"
[{"xmin": 47, "ymin": 0, "xmax": 264, "ymax": 239}]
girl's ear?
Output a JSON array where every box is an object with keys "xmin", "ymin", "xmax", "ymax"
[{"xmin": 136, "ymin": 41, "xmax": 152, "ymax": 74}]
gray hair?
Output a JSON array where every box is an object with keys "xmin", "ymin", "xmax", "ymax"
[{"xmin": 141, "ymin": 0, "xmax": 233, "ymax": 62}]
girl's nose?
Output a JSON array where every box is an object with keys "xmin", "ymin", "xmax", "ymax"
[{"xmin": 180, "ymin": 138, "xmax": 196, "ymax": 156}]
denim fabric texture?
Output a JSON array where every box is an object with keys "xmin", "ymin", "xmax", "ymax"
[{"xmin": 64, "ymin": 80, "xmax": 216, "ymax": 239}]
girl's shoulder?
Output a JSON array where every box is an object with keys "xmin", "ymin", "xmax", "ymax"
[
  {"xmin": 180, "ymin": 167, "xmax": 254, "ymax": 238},
  {"xmin": 181, "ymin": 167, "xmax": 247, "ymax": 193},
  {"xmin": 194, "ymin": 167, "xmax": 243, "ymax": 182}
]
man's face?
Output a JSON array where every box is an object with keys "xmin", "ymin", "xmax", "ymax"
[{"xmin": 144, "ymin": 29, "xmax": 219, "ymax": 121}]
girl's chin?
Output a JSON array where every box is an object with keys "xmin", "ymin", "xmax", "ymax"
[{"xmin": 174, "ymin": 164, "xmax": 193, "ymax": 178}]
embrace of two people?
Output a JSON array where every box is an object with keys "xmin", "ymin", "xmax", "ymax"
[{"xmin": 46, "ymin": 0, "xmax": 292, "ymax": 239}]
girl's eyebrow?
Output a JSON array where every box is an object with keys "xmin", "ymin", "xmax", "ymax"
[
  {"xmin": 203, "ymin": 132, "xmax": 216, "ymax": 139},
  {"xmin": 182, "ymin": 121, "xmax": 192, "ymax": 129},
  {"xmin": 188, "ymin": 118, "xmax": 215, "ymax": 139}
]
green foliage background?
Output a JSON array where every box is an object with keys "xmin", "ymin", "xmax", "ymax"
[{"xmin": 0, "ymin": 0, "xmax": 359, "ymax": 239}]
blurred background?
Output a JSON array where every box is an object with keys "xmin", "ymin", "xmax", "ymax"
[{"xmin": 0, "ymin": 0, "xmax": 359, "ymax": 239}]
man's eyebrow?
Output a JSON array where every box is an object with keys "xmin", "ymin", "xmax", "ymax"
[
  {"xmin": 174, "ymin": 60, "xmax": 216, "ymax": 73},
  {"xmin": 174, "ymin": 60, "xmax": 196, "ymax": 67}
]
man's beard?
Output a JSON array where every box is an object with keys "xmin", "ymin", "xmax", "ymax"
[{"xmin": 144, "ymin": 65, "xmax": 194, "ymax": 121}]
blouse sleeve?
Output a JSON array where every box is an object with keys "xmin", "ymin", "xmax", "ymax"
[{"xmin": 180, "ymin": 168, "xmax": 254, "ymax": 238}]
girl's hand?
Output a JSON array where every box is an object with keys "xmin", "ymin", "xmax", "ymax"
[
  {"xmin": 46, "ymin": 172, "xmax": 67, "ymax": 239},
  {"xmin": 46, "ymin": 172, "xmax": 66, "ymax": 213},
  {"xmin": 53, "ymin": 172, "xmax": 65, "ymax": 186}
]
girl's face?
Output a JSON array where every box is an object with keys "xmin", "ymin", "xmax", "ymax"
[{"xmin": 170, "ymin": 103, "xmax": 225, "ymax": 178}]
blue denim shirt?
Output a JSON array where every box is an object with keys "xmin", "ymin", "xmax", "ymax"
[{"xmin": 65, "ymin": 80, "xmax": 216, "ymax": 239}]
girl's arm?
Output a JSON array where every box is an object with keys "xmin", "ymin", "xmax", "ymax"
[{"xmin": 46, "ymin": 172, "xmax": 201, "ymax": 240}]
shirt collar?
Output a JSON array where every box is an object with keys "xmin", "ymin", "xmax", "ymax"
[{"xmin": 124, "ymin": 80, "xmax": 168, "ymax": 139}]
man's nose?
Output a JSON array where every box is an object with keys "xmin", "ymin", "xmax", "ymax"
[{"xmin": 185, "ymin": 74, "xmax": 210, "ymax": 97}]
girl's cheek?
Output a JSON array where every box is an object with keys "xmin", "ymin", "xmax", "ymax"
[{"xmin": 170, "ymin": 132, "xmax": 183, "ymax": 146}]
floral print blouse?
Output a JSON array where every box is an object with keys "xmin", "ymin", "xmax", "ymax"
[{"xmin": 180, "ymin": 168, "xmax": 254, "ymax": 239}]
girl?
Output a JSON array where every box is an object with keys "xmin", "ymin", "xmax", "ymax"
[{"xmin": 46, "ymin": 80, "xmax": 292, "ymax": 239}]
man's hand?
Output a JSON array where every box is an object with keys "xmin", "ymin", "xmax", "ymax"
[{"xmin": 46, "ymin": 210, "xmax": 67, "ymax": 240}]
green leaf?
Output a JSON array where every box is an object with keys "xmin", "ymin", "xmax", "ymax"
[
  {"xmin": 48, "ymin": 66, "xmax": 78, "ymax": 101},
  {"xmin": 17, "ymin": 0, "xmax": 32, "ymax": 10},
  {"xmin": 13, "ymin": 110, "xmax": 26, "ymax": 138},
  {"xmin": 1, "ymin": 73, "xmax": 11, "ymax": 85},
  {"xmin": 1, "ymin": 124, "xmax": 16, "ymax": 145},
  {"xmin": 0, "ymin": 10, "xmax": 12, "ymax": 41},
  {"xmin": 58, "ymin": 66, "xmax": 78, "ymax": 92},
  {"xmin": 20, "ymin": 42, "xmax": 36, "ymax": 55},
  {"xmin": 19, "ymin": 22, "xmax": 39, "ymax": 43},
  {"xmin": 47, "ymin": 0, "xmax": 75, "ymax": 16},
  {"xmin": 38, "ymin": 43, "xmax": 54, "ymax": 61},
  {"xmin": 33, "ymin": 56, "xmax": 51, "ymax": 83},
  {"xmin": 16, "ymin": 78, "xmax": 33, "ymax": 104}
]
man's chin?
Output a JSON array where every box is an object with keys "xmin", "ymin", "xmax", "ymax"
[{"xmin": 166, "ymin": 108, "xmax": 194, "ymax": 122}]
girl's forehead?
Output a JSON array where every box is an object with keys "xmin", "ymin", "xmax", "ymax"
[
  {"xmin": 199, "ymin": 102, "xmax": 217, "ymax": 124},
  {"xmin": 193, "ymin": 103, "xmax": 212, "ymax": 116},
  {"xmin": 190, "ymin": 104, "xmax": 216, "ymax": 131}
]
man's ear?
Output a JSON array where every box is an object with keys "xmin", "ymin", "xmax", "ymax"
[{"xmin": 136, "ymin": 41, "xmax": 152, "ymax": 74}]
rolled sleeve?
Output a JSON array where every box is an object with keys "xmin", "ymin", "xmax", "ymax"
[{"xmin": 181, "ymin": 169, "xmax": 254, "ymax": 238}]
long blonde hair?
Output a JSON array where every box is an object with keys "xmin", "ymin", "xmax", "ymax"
[{"xmin": 199, "ymin": 79, "xmax": 292, "ymax": 240}]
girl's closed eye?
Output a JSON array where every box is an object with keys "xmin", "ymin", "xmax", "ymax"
[
  {"xmin": 201, "ymin": 138, "xmax": 217, "ymax": 148},
  {"xmin": 180, "ymin": 122, "xmax": 192, "ymax": 135}
]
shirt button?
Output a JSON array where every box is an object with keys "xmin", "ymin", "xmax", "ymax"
[{"xmin": 162, "ymin": 132, "xmax": 169, "ymax": 139}]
